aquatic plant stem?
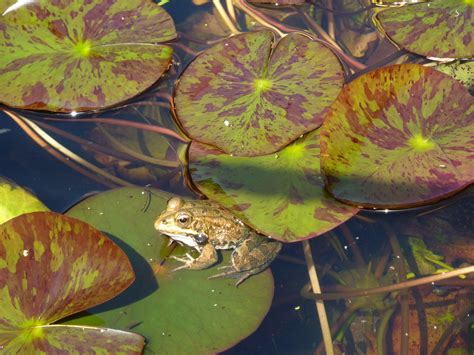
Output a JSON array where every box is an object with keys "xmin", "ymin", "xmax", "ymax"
[
  {"xmin": 295, "ymin": 8, "xmax": 366, "ymax": 71},
  {"xmin": 227, "ymin": 0, "xmax": 237, "ymax": 22},
  {"xmin": 96, "ymin": 125, "xmax": 179, "ymax": 168},
  {"xmin": 212, "ymin": 0, "xmax": 240, "ymax": 34},
  {"xmin": 42, "ymin": 117, "xmax": 189, "ymax": 142},
  {"xmin": 302, "ymin": 240, "xmax": 334, "ymax": 355},
  {"xmin": 314, "ymin": 305, "xmax": 358, "ymax": 355},
  {"xmin": 301, "ymin": 265, "xmax": 474, "ymax": 301},
  {"xmin": 340, "ymin": 225, "xmax": 365, "ymax": 267},
  {"xmin": 233, "ymin": 0, "xmax": 287, "ymax": 37},
  {"xmin": 384, "ymin": 223, "xmax": 409, "ymax": 355},
  {"xmin": 31, "ymin": 119, "xmax": 178, "ymax": 168},
  {"xmin": 4, "ymin": 110, "xmax": 122, "ymax": 188},
  {"xmin": 324, "ymin": 0, "xmax": 335, "ymax": 39},
  {"xmin": 377, "ymin": 306, "xmax": 396, "ymax": 355}
]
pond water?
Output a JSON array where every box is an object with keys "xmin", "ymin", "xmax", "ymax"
[{"xmin": 0, "ymin": 0, "xmax": 473, "ymax": 354}]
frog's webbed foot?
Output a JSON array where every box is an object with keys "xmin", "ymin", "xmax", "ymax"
[
  {"xmin": 170, "ymin": 253, "xmax": 195, "ymax": 272},
  {"xmin": 170, "ymin": 244, "xmax": 218, "ymax": 271},
  {"xmin": 208, "ymin": 267, "xmax": 252, "ymax": 286}
]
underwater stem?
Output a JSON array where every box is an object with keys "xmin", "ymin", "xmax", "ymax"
[
  {"xmin": 340, "ymin": 225, "xmax": 365, "ymax": 267},
  {"xmin": 376, "ymin": 306, "xmax": 396, "ymax": 355},
  {"xmin": 227, "ymin": 0, "xmax": 237, "ymax": 22},
  {"xmin": 302, "ymin": 240, "xmax": 334, "ymax": 355},
  {"xmin": 233, "ymin": 0, "xmax": 287, "ymax": 37},
  {"xmin": 301, "ymin": 265, "xmax": 474, "ymax": 301},
  {"xmin": 4, "ymin": 111, "xmax": 123, "ymax": 188},
  {"xmin": 42, "ymin": 117, "xmax": 189, "ymax": 142},
  {"xmin": 32, "ymin": 119, "xmax": 178, "ymax": 168},
  {"xmin": 324, "ymin": 0, "xmax": 335, "ymax": 39},
  {"xmin": 212, "ymin": 0, "xmax": 240, "ymax": 34},
  {"xmin": 384, "ymin": 223, "xmax": 409, "ymax": 355}
]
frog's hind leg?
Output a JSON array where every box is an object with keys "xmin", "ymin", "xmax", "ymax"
[{"xmin": 209, "ymin": 237, "xmax": 282, "ymax": 286}]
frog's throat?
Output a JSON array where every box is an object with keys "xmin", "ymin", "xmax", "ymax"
[{"xmin": 163, "ymin": 232, "xmax": 201, "ymax": 250}]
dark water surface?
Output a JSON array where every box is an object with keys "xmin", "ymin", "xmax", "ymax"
[{"xmin": 1, "ymin": 1, "xmax": 472, "ymax": 354}]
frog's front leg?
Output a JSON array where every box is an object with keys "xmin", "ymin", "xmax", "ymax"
[{"xmin": 171, "ymin": 243, "xmax": 218, "ymax": 272}]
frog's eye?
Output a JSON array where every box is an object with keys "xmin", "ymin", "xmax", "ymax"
[{"xmin": 176, "ymin": 214, "xmax": 191, "ymax": 225}]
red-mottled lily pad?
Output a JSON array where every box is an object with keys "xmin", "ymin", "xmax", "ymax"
[
  {"xmin": 375, "ymin": 0, "xmax": 474, "ymax": 58},
  {"xmin": 0, "ymin": 177, "xmax": 49, "ymax": 225},
  {"xmin": 188, "ymin": 128, "xmax": 359, "ymax": 242},
  {"xmin": 0, "ymin": 0, "xmax": 176, "ymax": 112},
  {"xmin": 174, "ymin": 30, "xmax": 344, "ymax": 156},
  {"xmin": 320, "ymin": 64, "xmax": 474, "ymax": 208},
  {"xmin": 65, "ymin": 187, "xmax": 275, "ymax": 354},
  {"xmin": 0, "ymin": 211, "xmax": 142, "ymax": 353}
]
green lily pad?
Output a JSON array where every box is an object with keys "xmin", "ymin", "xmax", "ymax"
[
  {"xmin": 249, "ymin": 0, "xmax": 305, "ymax": 4},
  {"xmin": 0, "ymin": 211, "xmax": 142, "ymax": 353},
  {"xmin": 188, "ymin": 128, "xmax": 359, "ymax": 242},
  {"xmin": 375, "ymin": 0, "xmax": 474, "ymax": 58},
  {"xmin": 436, "ymin": 60, "xmax": 474, "ymax": 91},
  {"xmin": 174, "ymin": 30, "xmax": 344, "ymax": 156},
  {"xmin": 320, "ymin": 64, "xmax": 474, "ymax": 208},
  {"xmin": 0, "ymin": 0, "xmax": 176, "ymax": 112},
  {"xmin": 65, "ymin": 187, "xmax": 275, "ymax": 354},
  {"xmin": 0, "ymin": 177, "xmax": 49, "ymax": 225}
]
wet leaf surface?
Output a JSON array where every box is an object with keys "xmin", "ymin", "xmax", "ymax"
[
  {"xmin": 0, "ymin": 211, "xmax": 141, "ymax": 353},
  {"xmin": 65, "ymin": 187, "xmax": 275, "ymax": 355},
  {"xmin": 189, "ymin": 128, "xmax": 359, "ymax": 242},
  {"xmin": 1, "ymin": 325, "xmax": 143, "ymax": 354},
  {"xmin": 174, "ymin": 30, "xmax": 344, "ymax": 156},
  {"xmin": 249, "ymin": 0, "xmax": 306, "ymax": 4},
  {"xmin": 0, "ymin": 0, "xmax": 176, "ymax": 112},
  {"xmin": 0, "ymin": 177, "xmax": 49, "ymax": 225},
  {"xmin": 320, "ymin": 64, "xmax": 474, "ymax": 208},
  {"xmin": 376, "ymin": 0, "xmax": 474, "ymax": 58}
]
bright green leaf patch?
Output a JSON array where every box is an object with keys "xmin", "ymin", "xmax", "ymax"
[
  {"xmin": 0, "ymin": 177, "xmax": 49, "ymax": 225},
  {"xmin": 320, "ymin": 64, "xmax": 474, "ymax": 208},
  {"xmin": 0, "ymin": 0, "xmax": 176, "ymax": 112},
  {"xmin": 65, "ymin": 187, "xmax": 275, "ymax": 354},
  {"xmin": 375, "ymin": 0, "xmax": 474, "ymax": 58},
  {"xmin": 174, "ymin": 30, "xmax": 344, "ymax": 156},
  {"xmin": 0, "ymin": 211, "xmax": 142, "ymax": 353},
  {"xmin": 188, "ymin": 128, "xmax": 359, "ymax": 242}
]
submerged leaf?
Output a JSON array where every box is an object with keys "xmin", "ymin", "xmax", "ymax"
[
  {"xmin": 174, "ymin": 30, "xmax": 344, "ymax": 156},
  {"xmin": 0, "ymin": 212, "xmax": 141, "ymax": 352},
  {"xmin": 375, "ymin": 0, "xmax": 474, "ymax": 58},
  {"xmin": 0, "ymin": 0, "xmax": 176, "ymax": 112},
  {"xmin": 320, "ymin": 64, "xmax": 474, "ymax": 208},
  {"xmin": 66, "ymin": 187, "xmax": 275, "ymax": 354},
  {"xmin": 189, "ymin": 128, "xmax": 359, "ymax": 242}
]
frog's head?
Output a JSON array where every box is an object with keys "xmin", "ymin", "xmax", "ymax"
[{"xmin": 154, "ymin": 197, "xmax": 208, "ymax": 249}]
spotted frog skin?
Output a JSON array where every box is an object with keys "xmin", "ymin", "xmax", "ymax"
[{"xmin": 154, "ymin": 197, "xmax": 282, "ymax": 285}]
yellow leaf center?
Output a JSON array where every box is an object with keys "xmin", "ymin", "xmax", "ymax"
[
  {"xmin": 408, "ymin": 134, "xmax": 435, "ymax": 152},
  {"xmin": 73, "ymin": 40, "xmax": 92, "ymax": 58},
  {"xmin": 254, "ymin": 78, "xmax": 272, "ymax": 94}
]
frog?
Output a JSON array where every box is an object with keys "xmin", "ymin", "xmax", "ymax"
[{"xmin": 154, "ymin": 197, "xmax": 282, "ymax": 285}]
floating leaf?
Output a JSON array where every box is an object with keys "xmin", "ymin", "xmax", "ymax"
[
  {"xmin": 248, "ymin": 0, "xmax": 306, "ymax": 4},
  {"xmin": 320, "ymin": 64, "xmax": 474, "ymax": 208},
  {"xmin": 436, "ymin": 60, "xmax": 474, "ymax": 91},
  {"xmin": 0, "ymin": 177, "xmax": 49, "ymax": 225},
  {"xmin": 188, "ymin": 129, "xmax": 359, "ymax": 242},
  {"xmin": 65, "ymin": 187, "xmax": 275, "ymax": 354},
  {"xmin": 0, "ymin": 212, "xmax": 142, "ymax": 353},
  {"xmin": 174, "ymin": 30, "xmax": 344, "ymax": 156},
  {"xmin": 375, "ymin": 0, "xmax": 474, "ymax": 58},
  {"xmin": 0, "ymin": 0, "xmax": 176, "ymax": 112}
]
